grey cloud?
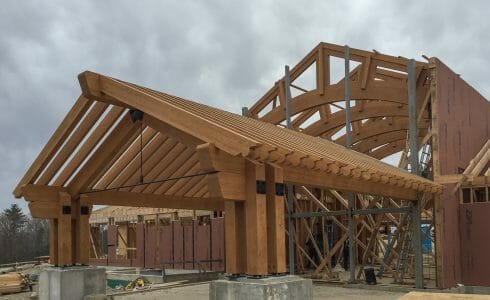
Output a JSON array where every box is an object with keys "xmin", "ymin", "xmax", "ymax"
[{"xmin": 0, "ymin": 0, "xmax": 488, "ymax": 210}]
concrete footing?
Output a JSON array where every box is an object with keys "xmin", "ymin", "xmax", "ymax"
[
  {"xmin": 209, "ymin": 275, "xmax": 313, "ymax": 300},
  {"xmin": 39, "ymin": 266, "xmax": 106, "ymax": 300}
]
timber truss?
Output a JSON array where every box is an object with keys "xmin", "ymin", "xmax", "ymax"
[
  {"xmin": 247, "ymin": 42, "xmax": 440, "ymax": 285},
  {"xmin": 249, "ymin": 42, "xmax": 432, "ymax": 161}
]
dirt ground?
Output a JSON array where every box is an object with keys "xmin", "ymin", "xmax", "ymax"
[{"xmin": 0, "ymin": 282, "xmax": 406, "ymax": 299}]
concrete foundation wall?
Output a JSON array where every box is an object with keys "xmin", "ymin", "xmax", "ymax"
[{"xmin": 435, "ymin": 59, "xmax": 490, "ymax": 287}]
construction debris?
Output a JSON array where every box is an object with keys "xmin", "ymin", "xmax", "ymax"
[{"xmin": 0, "ymin": 272, "xmax": 31, "ymax": 295}]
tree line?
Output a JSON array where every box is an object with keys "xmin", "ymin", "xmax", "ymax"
[{"xmin": 0, "ymin": 204, "xmax": 49, "ymax": 264}]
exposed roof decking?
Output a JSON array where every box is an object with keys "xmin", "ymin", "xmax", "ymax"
[
  {"xmin": 107, "ymin": 76, "xmax": 441, "ymax": 193},
  {"xmin": 14, "ymin": 70, "xmax": 441, "ymax": 206}
]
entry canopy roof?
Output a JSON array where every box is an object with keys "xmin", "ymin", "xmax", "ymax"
[{"xmin": 14, "ymin": 71, "xmax": 442, "ymax": 207}]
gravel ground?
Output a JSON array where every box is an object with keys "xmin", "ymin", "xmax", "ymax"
[{"xmin": 112, "ymin": 283, "xmax": 406, "ymax": 300}]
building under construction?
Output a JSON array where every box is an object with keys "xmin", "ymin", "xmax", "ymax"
[{"xmin": 13, "ymin": 42, "xmax": 490, "ymax": 296}]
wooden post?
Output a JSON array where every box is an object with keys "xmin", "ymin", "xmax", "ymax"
[
  {"xmin": 245, "ymin": 160, "xmax": 268, "ymax": 276},
  {"xmin": 74, "ymin": 197, "xmax": 91, "ymax": 265},
  {"xmin": 265, "ymin": 164, "xmax": 286, "ymax": 274},
  {"xmin": 58, "ymin": 192, "xmax": 73, "ymax": 266},
  {"xmin": 49, "ymin": 219, "xmax": 59, "ymax": 265},
  {"xmin": 224, "ymin": 201, "xmax": 246, "ymax": 274}
]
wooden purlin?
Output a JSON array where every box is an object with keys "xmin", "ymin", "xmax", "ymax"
[
  {"xmin": 36, "ymin": 102, "xmax": 110, "ymax": 185},
  {"xmin": 92, "ymin": 126, "xmax": 158, "ymax": 189},
  {"xmin": 13, "ymin": 96, "xmax": 92, "ymax": 198},
  {"xmin": 104, "ymin": 134, "xmax": 172, "ymax": 190},
  {"xmin": 53, "ymin": 105, "xmax": 126, "ymax": 186},
  {"xmin": 67, "ymin": 113, "xmax": 140, "ymax": 195}
]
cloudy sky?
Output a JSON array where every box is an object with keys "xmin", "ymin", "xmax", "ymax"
[{"xmin": 1, "ymin": 1, "xmax": 488, "ymax": 211}]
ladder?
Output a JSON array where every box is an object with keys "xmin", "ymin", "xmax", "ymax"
[
  {"xmin": 394, "ymin": 212, "xmax": 413, "ymax": 283},
  {"xmin": 378, "ymin": 208, "xmax": 413, "ymax": 280},
  {"xmin": 405, "ymin": 143, "xmax": 431, "ymax": 177},
  {"xmin": 419, "ymin": 143, "xmax": 432, "ymax": 178}
]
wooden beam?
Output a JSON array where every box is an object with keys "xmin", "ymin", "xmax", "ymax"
[
  {"xmin": 68, "ymin": 113, "xmax": 139, "ymax": 195},
  {"xmin": 28, "ymin": 201, "xmax": 58, "ymax": 219},
  {"xmin": 196, "ymin": 143, "xmax": 246, "ymax": 201},
  {"xmin": 283, "ymin": 166, "xmax": 418, "ymax": 200},
  {"xmin": 143, "ymin": 115, "xmax": 203, "ymax": 148},
  {"xmin": 22, "ymin": 185, "xmax": 68, "ymax": 202},
  {"xmin": 78, "ymin": 71, "xmax": 258, "ymax": 157},
  {"xmin": 81, "ymin": 190, "xmax": 224, "ymax": 211},
  {"xmin": 265, "ymin": 164, "xmax": 286, "ymax": 274},
  {"xmin": 36, "ymin": 102, "xmax": 109, "ymax": 185},
  {"xmin": 13, "ymin": 96, "xmax": 92, "ymax": 198},
  {"xmin": 434, "ymin": 174, "xmax": 463, "ymax": 184},
  {"xmin": 244, "ymin": 159, "xmax": 268, "ymax": 276},
  {"xmin": 316, "ymin": 47, "xmax": 325, "ymax": 95},
  {"xmin": 261, "ymin": 84, "xmax": 407, "ymax": 125},
  {"xmin": 453, "ymin": 140, "xmax": 490, "ymax": 193},
  {"xmin": 53, "ymin": 105, "xmax": 125, "ymax": 186}
]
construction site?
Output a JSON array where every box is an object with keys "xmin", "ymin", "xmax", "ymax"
[{"xmin": 5, "ymin": 42, "xmax": 490, "ymax": 299}]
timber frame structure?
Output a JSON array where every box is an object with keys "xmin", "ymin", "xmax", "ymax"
[
  {"xmin": 13, "ymin": 42, "xmax": 489, "ymax": 289},
  {"xmin": 247, "ymin": 42, "xmax": 489, "ymax": 288}
]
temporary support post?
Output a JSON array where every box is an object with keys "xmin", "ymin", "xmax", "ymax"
[
  {"xmin": 408, "ymin": 58, "xmax": 424, "ymax": 289},
  {"xmin": 284, "ymin": 65, "xmax": 295, "ymax": 275},
  {"xmin": 344, "ymin": 45, "xmax": 356, "ymax": 283}
]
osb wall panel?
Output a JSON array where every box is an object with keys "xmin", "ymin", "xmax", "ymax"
[
  {"xmin": 90, "ymin": 218, "xmax": 225, "ymax": 271},
  {"xmin": 195, "ymin": 223, "xmax": 211, "ymax": 270},
  {"xmin": 159, "ymin": 225, "xmax": 174, "ymax": 268},
  {"xmin": 173, "ymin": 221, "xmax": 184, "ymax": 269},
  {"xmin": 459, "ymin": 203, "xmax": 490, "ymax": 286},
  {"xmin": 436, "ymin": 59, "xmax": 490, "ymax": 287},
  {"xmin": 211, "ymin": 218, "xmax": 225, "ymax": 271},
  {"xmin": 183, "ymin": 222, "xmax": 195, "ymax": 269}
]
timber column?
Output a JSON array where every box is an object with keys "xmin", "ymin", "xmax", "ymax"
[{"xmin": 42, "ymin": 192, "xmax": 92, "ymax": 266}]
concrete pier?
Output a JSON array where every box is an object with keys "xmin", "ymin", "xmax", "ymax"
[
  {"xmin": 38, "ymin": 266, "xmax": 106, "ymax": 300},
  {"xmin": 209, "ymin": 275, "xmax": 312, "ymax": 300}
]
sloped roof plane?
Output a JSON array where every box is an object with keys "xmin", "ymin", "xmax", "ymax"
[{"xmin": 14, "ymin": 71, "xmax": 442, "ymax": 209}]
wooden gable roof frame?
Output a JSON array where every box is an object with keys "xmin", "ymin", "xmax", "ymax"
[{"xmin": 13, "ymin": 70, "xmax": 442, "ymax": 275}]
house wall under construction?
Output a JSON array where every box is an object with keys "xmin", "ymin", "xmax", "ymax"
[
  {"xmin": 433, "ymin": 60, "xmax": 490, "ymax": 287},
  {"xmin": 88, "ymin": 207, "xmax": 224, "ymax": 271}
]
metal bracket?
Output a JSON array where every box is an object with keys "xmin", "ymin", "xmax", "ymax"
[
  {"xmin": 129, "ymin": 109, "xmax": 144, "ymax": 123},
  {"xmin": 256, "ymin": 180, "xmax": 266, "ymax": 194},
  {"xmin": 81, "ymin": 206, "xmax": 90, "ymax": 215},
  {"xmin": 62, "ymin": 205, "xmax": 71, "ymax": 215},
  {"xmin": 275, "ymin": 183, "xmax": 285, "ymax": 196}
]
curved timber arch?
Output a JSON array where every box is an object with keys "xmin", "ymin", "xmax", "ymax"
[
  {"xmin": 303, "ymin": 104, "xmax": 409, "ymax": 136},
  {"xmin": 261, "ymin": 83, "xmax": 408, "ymax": 124},
  {"xmin": 369, "ymin": 140, "xmax": 407, "ymax": 160},
  {"xmin": 352, "ymin": 129, "xmax": 427, "ymax": 154},
  {"xmin": 334, "ymin": 117, "xmax": 429, "ymax": 145}
]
